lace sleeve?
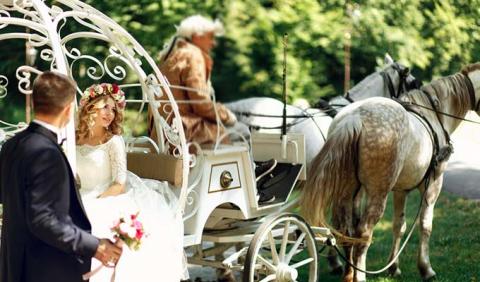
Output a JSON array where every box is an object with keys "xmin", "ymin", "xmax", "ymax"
[{"xmin": 108, "ymin": 135, "xmax": 127, "ymax": 185}]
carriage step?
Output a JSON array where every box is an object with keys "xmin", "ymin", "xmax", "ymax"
[{"xmin": 257, "ymin": 162, "xmax": 303, "ymax": 206}]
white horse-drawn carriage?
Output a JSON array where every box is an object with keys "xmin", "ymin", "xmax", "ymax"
[{"xmin": 0, "ymin": 1, "xmax": 333, "ymax": 280}]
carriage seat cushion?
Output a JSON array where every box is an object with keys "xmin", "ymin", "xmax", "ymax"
[{"xmin": 127, "ymin": 152, "xmax": 182, "ymax": 188}]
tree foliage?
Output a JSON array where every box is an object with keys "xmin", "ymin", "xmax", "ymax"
[
  {"xmin": 1, "ymin": 0, "xmax": 480, "ymax": 122},
  {"xmin": 82, "ymin": 0, "xmax": 480, "ymax": 102}
]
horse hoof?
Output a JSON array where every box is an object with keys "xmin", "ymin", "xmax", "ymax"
[
  {"xmin": 388, "ymin": 266, "xmax": 402, "ymax": 277},
  {"xmin": 330, "ymin": 265, "xmax": 344, "ymax": 276},
  {"xmin": 421, "ymin": 269, "xmax": 437, "ymax": 282}
]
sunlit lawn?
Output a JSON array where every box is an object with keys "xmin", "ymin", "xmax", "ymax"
[{"xmin": 307, "ymin": 192, "xmax": 480, "ymax": 282}]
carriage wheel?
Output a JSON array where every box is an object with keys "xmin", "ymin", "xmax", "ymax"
[{"xmin": 243, "ymin": 213, "xmax": 318, "ymax": 282}]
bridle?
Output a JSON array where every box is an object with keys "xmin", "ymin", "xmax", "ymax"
[
  {"xmin": 344, "ymin": 62, "xmax": 421, "ymax": 103},
  {"xmin": 380, "ymin": 62, "xmax": 419, "ymax": 99}
]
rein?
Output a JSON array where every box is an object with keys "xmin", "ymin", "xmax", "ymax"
[
  {"xmin": 399, "ymin": 73, "xmax": 480, "ymax": 126},
  {"xmin": 232, "ymin": 110, "xmax": 328, "ymax": 140},
  {"xmin": 401, "ymin": 101, "xmax": 480, "ymax": 125}
]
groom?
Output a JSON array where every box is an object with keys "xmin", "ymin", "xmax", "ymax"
[{"xmin": 0, "ymin": 71, "xmax": 122, "ymax": 282}]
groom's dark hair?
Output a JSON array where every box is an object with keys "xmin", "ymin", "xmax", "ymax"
[{"xmin": 33, "ymin": 71, "xmax": 76, "ymax": 115}]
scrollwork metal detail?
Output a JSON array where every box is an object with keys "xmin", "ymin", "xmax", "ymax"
[
  {"xmin": 66, "ymin": 47, "xmax": 105, "ymax": 80},
  {"xmin": 183, "ymin": 189, "xmax": 200, "ymax": 221},
  {"xmin": 15, "ymin": 66, "xmax": 41, "ymax": 95},
  {"xmin": 0, "ymin": 10, "xmax": 10, "ymax": 30},
  {"xmin": 0, "ymin": 75, "xmax": 8, "ymax": 99},
  {"xmin": 104, "ymin": 47, "xmax": 129, "ymax": 81}
]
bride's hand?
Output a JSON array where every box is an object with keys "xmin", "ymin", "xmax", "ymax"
[{"xmin": 98, "ymin": 183, "xmax": 125, "ymax": 198}]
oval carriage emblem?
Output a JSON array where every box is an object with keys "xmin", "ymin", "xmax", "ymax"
[{"xmin": 220, "ymin": 170, "xmax": 234, "ymax": 188}]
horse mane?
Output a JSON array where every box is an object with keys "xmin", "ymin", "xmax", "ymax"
[
  {"xmin": 401, "ymin": 72, "xmax": 472, "ymax": 116},
  {"xmin": 461, "ymin": 62, "xmax": 480, "ymax": 76}
]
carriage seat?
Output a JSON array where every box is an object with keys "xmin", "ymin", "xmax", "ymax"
[{"xmin": 126, "ymin": 139, "xmax": 182, "ymax": 188}]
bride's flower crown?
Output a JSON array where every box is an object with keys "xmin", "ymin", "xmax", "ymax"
[{"xmin": 79, "ymin": 83, "xmax": 126, "ymax": 110}]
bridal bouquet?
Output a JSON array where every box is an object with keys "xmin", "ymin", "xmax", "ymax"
[
  {"xmin": 83, "ymin": 213, "xmax": 145, "ymax": 281},
  {"xmin": 111, "ymin": 212, "xmax": 145, "ymax": 251}
]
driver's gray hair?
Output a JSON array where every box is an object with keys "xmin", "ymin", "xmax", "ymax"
[{"xmin": 175, "ymin": 15, "xmax": 224, "ymax": 39}]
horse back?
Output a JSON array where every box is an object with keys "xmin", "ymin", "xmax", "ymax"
[{"xmin": 334, "ymin": 97, "xmax": 433, "ymax": 190}]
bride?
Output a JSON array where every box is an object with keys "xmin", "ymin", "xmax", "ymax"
[{"xmin": 75, "ymin": 83, "xmax": 186, "ymax": 282}]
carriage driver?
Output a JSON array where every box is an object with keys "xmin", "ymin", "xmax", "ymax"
[{"xmin": 148, "ymin": 15, "xmax": 276, "ymax": 204}]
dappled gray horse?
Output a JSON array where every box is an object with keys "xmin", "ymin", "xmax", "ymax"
[
  {"xmin": 226, "ymin": 55, "xmax": 419, "ymax": 167},
  {"xmin": 302, "ymin": 63, "xmax": 480, "ymax": 282}
]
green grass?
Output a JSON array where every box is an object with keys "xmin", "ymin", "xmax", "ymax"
[{"xmin": 310, "ymin": 192, "xmax": 480, "ymax": 282}]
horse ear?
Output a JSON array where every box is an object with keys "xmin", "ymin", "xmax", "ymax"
[{"xmin": 384, "ymin": 53, "xmax": 394, "ymax": 65}]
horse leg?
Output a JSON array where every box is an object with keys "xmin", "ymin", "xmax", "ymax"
[
  {"xmin": 387, "ymin": 190, "xmax": 408, "ymax": 276},
  {"xmin": 417, "ymin": 176, "xmax": 443, "ymax": 281},
  {"xmin": 327, "ymin": 188, "xmax": 364, "ymax": 276},
  {"xmin": 353, "ymin": 191, "xmax": 389, "ymax": 282},
  {"xmin": 332, "ymin": 202, "xmax": 355, "ymax": 282},
  {"xmin": 327, "ymin": 209, "xmax": 344, "ymax": 275}
]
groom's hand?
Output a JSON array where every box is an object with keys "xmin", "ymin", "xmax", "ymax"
[{"xmin": 94, "ymin": 238, "xmax": 122, "ymax": 267}]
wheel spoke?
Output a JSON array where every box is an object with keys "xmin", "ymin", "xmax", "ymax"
[
  {"xmin": 257, "ymin": 255, "xmax": 277, "ymax": 272},
  {"xmin": 268, "ymin": 231, "xmax": 279, "ymax": 265},
  {"xmin": 291, "ymin": 257, "xmax": 314, "ymax": 269},
  {"xmin": 279, "ymin": 220, "xmax": 290, "ymax": 262},
  {"xmin": 286, "ymin": 232, "xmax": 305, "ymax": 263},
  {"xmin": 260, "ymin": 274, "xmax": 277, "ymax": 282}
]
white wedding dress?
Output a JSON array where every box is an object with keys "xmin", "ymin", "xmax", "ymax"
[{"xmin": 77, "ymin": 135, "xmax": 187, "ymax": 282}]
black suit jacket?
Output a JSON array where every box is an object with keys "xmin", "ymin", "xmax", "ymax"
[{"xmin": 0, "ymin": 123, "xmax": 99, "ymax": 282}]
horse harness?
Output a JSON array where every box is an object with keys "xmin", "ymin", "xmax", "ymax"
[
  {"xmin": 345, "ymin": 62, "xmax": 415, "ymax": 103},
  {"xmin": 397, "ymin": 73, "xmax": 476, "ymax": 185}
]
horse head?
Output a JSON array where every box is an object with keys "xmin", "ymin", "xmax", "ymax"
[
  {"xmin": 313, "ymin": 54, "xmax": 421, "ymax": 115},
  {"xmin": 381, "ymin": 54, "xmax": 421, "ymax": 98}
]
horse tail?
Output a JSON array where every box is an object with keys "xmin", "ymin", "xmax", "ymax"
[{"xmin": 300, "ymin": 115, "xmax": 364, "ymax": 244}]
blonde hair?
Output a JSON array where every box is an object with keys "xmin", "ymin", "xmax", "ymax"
[{"xmin": 76, "ymin": 95, "xmax": 123, "ymax": 143}]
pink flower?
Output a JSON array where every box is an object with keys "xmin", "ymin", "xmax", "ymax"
[
  {"xmin": 135, "ymin": 229, "xmax": 143, "ymax": 240},
  {"xmin": 111, "ymin": 213, "xmax": 145, "ymax": 251},
  {"xmin": 117, "ymin": 100, "xmax": 126, "ymax": 110}
]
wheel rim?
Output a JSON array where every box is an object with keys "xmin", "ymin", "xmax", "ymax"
[{"xmin": 244, "ymin": 213, "xmax": 318, "ymax": 282}]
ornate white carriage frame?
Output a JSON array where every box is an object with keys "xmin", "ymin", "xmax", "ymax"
[{"xmin": 0, "ymin": 0, "xmax": 192, "ymax": 214}]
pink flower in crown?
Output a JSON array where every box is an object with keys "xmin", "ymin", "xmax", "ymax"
[
  {"xmin": 117, "ymin": 99, "xmax": 126, "ymax": 110},
  {"xmin": 80, "ymin": 83, "xmax": 126, "ymax": 110},
  {"xmin": 112, "ymin": 84, "xmax": 119, "ymax": 94},
  {"xmin": 94, "ymin": 85, "xmax": 104, "ymax": 95}
]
